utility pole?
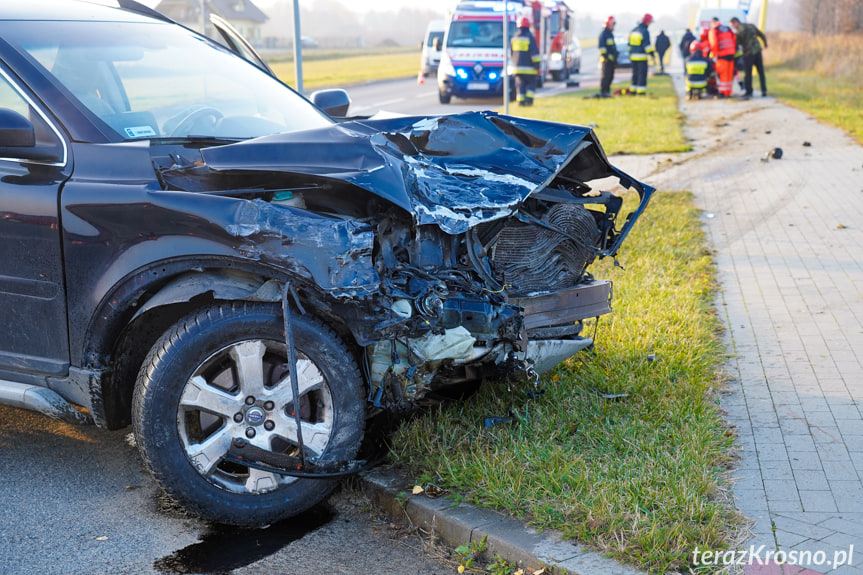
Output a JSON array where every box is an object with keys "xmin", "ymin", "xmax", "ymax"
[
  {"xmin": 200, "ymin": 0, "xmax": 208, "ymax": 36},
  {"xmin": 293, "ymin": 0, "xmax": 304, "ymax": 93},
  {"xmin": 503, "ymin": 0, "xmax": 510, "ymax": 113},
  {"xmin": 758, "ymin": 0, "xmax": 768, "ymax": 31}
]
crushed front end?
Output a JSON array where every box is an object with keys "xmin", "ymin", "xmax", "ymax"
[{"xmin": 163, "ymin": 111, "xmax": 654, "ymax": 412}]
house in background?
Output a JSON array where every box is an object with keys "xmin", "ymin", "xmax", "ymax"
[{"xmin": 155, "ymin": 0, "xmax": 268, "ymax": 45}]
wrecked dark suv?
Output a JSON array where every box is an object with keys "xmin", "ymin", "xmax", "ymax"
[{"xmin": 0, "ymin": 1, "xmax": 653, "ymax": 526}]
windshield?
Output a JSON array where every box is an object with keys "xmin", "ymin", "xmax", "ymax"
[
  {"xmin": 427, "ymin": 31, "xmax": 444, "ymax": 47},
  {"xmin": 0, "ymin": 20, "xmax": 332, "ymax": 141},
  {"xmin": 446, "ymin": 20, "xmax": 517, "ymax": 49}
]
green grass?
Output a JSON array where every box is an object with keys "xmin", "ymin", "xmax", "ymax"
[
  {"xmin": 764, "ymin": 32, "xmax": 863, "ymax": 144},
  {"xmin": 513, "ymin": 75, "xmax": 690, "ymax": 154},
  {"xmin": 390, "ymin": 191, "xmax": 742, "ymax": 573},
  {"xmin": 768, "ymin": 68, "xmax": 863, "ymax": 144},
  {"xmin": 270, "ymin": 50, "xmax": 420, "ymax": 90},
  {"xmin": 266, "ymin": 50, "xmax": 689, "ymax": 157}
]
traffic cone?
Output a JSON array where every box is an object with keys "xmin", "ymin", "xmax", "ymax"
[{"xmin": 417, "ymin": 71, "xmax": 425, "ymax": 84}]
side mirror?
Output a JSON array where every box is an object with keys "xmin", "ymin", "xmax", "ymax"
[
  {"xmin": 309, "ymin": 89, "xmax": 351, "ymax": 118},
  {"xmin": 434, "ymin": 37, "xmax": 443, "ymax": 51},
  {"xmin": 0, "ymin": 108, "xmax": 35, "ymax": 148}
]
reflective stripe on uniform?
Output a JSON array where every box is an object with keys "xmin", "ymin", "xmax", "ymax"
[{"xmin": 686, "ymin": 61, "xmax": 707, "ymax": 74}]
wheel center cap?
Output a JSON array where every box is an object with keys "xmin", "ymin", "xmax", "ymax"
[{"xmin": 245, "ymin": 406, "xmax": 266, "ymax": 426}]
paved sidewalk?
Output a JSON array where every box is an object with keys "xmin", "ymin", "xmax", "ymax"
[
  {"xmin": 614, "ymin": 71, "xmax": 863, "ymax": 574},
  {"xmin": 360, "ymin": 71, "xmax": 863, "ymax": 575}
]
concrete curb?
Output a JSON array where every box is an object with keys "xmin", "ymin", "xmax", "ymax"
[{"xmin": 359, "ymin": 468, "xmax": 645, "ymax": 575}]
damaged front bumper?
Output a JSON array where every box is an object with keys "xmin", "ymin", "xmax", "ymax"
[{"xmin": 153, "ymin": 111, "xmax": 653, "ymax": 411}]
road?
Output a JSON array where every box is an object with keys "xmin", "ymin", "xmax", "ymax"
[
  {"xmin": 0, "ymin": 44, "xmax": 620, "ymax": 575},
  {"xmin": 0, "ymin": 406, "xmax": 452, "ymax": 575},
  {"xmin": 344, "ymin": 45, "xmax": 608, "ymax": 117}
]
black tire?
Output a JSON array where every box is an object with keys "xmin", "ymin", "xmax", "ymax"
[
  {"xmin": 132, "ymin": 302, "xmax": 364, "ymax": 527},
  {"xmin": 438, "ymin": 91, "xmax": 451, "ymax": 104},
  {"xmin": 551, "ymin": 70, "xmax": 562, "ymax": 82}
]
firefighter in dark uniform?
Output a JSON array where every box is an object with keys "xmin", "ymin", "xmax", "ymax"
[
  {"xmin": 510, "ymin": 17, "xmax": 541, "ymax": 106},
  {"xmin": 628, "ymin": 13, "xmax": 655, "ymax": 95},
  {"xmin": 685, "ymin": 40, "xmax": 712, "ymax": 99},
  {"xmin": 598, "ymin": 16, "xmax": 617, "ymax": 98}
]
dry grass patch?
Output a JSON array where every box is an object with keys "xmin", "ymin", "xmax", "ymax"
[{"xmin": 764, "ymin": 32, "xmax": 863, "ymax": 143}]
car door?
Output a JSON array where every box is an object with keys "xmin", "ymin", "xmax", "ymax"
[{"xmin": 0, "ymin": 67, "xmax": 71, "ymax": 377}]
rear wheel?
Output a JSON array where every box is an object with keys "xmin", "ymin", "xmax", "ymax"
[{"xmin": 132, "ymin": 302, "xmax": 364, "ymax": 526}]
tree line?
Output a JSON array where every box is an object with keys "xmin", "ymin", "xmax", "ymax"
[{"xmin": 798, "ymin": 0, "xmax": 863, "ymax": 34}]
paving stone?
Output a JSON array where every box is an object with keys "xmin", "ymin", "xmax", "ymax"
[
  {"xmin": 783, "ymin": 418, "xmax": 817, "ymax": 436},
  {"xmin": 774, "ymin": 529, "xmax": 812, "ymax": 548},
  {"xmin": 735, "ymin": 474, "xmax": 767, "ymax": 491},
  {"xmin": 758, "ymin": 443, "xmax": 791, "ymax": 461},
  {"xmin": 806, "ymin": 411, "xmax": 840, "ymax": 428},
  {"xmin": 821, "ymin": 531, "xmax": 860, "ymax": 553},
  {"xmin": 762, "ymin": 458, "xmax": 797, "ymax": 479},
  {"xmin": 785, "ymin": 435, "xmax": 818, "ymax": 452},
  {"xmin": 736, "ymin": 488, "xmax": 770, "ymax": 512},
  {"xmin": 771, "ymin": 514, "xmax": 836, "ymax": 541},
  {"xmin": 828, "ymin": 481, "xmax": 863, "ymax": 512},
  {"xmin": 799, "ymin": 490, "xmax": 839, "ymax": 513},
  {"xmin": 849, "ymin": 451, "xmax": 863, "ymax": 473},
  {"xmin": 755, "ymin": 426, "xmax": 790, "ymax": 445},
  {"xmin": 752, "ymin": 411, "xmax": 782, "ymax": 427},
  {"xmin": 747, "ymin": 512, "xmax": 776, "ymax": 535},
  {"xmin": 769, "ymin": 499, "xmax": 805, "ymax": 513},
  {"xmin": 835, "ymin": 419, "xmax": 863, "ymax": 436},
  {"xmin": 816, "ymin": 443, "xmax": 853, "ymax": 462},
  {"xmin": 801, "ymin": 398, "xmax": 832, "ymax": 413},
  {"xmin": 811, "ymin": 427, "xmax": 845, "ymax": 445},
  {"xmin": 788, "ymin": 451, "xmax": 826, "ymax": 471},
  {"xmin": 793, "ymin": 470, "xmax": 831, "ymax": 491},
  {"xmin": 818, "ymin": 513, "xmax": 863, "ymax": 536},
  {"xmin": 827, "ymin": 404, "xmax": 862, "ymax": 421},
  {"xmin": 772, "ymin": 511, "xmax": 841, "ymax": 526},
  {"xmin": 820, "ymin": 459, "xmax": 860, "ymax": 481}
]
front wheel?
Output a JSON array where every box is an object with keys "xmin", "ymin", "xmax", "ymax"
[
  {"xmin": 438, "ymin": 91, "xmax": 452, "ymax": 104},
  {"xmin": 132, "ymin": 302, "xmax": 365, "ymax": 526}
]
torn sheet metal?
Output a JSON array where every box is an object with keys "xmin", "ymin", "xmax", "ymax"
[{"xmin": 197, "ymin": 111, "xmax": 651, "ymax": 237}]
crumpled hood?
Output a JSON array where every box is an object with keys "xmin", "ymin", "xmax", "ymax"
[{"xmin": 199, "ymin": 111, "xmax": 641, "ymax": 234}]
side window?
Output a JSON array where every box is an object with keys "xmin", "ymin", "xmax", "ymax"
[
  {"xmin": 0, "ymin": 72, "xmax": 64, "ymax": 163},
  {"xmin": 0, "ymin": 74, "xmax": 29, "ymax": 116}
]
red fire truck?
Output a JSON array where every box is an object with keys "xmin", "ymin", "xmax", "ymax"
[{"xmin": 525, "ymin": 0, "xmax": 581, "ymax": 81}]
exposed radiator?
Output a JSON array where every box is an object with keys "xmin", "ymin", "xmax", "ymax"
[{"xmin": 491, "ymin": 203, "xmax": 599, "ymax": 296}]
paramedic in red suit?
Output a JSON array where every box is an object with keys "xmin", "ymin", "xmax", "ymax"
[{"xmin": 708, "ymin": 17, "xmax": 737, "ymax": 97}]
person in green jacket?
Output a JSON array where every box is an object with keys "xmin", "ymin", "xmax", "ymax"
[{"xmin": 730, "ymin": 17, "xmax": 768, "ymax": 98}]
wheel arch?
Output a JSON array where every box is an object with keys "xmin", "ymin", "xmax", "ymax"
[{"xmin": 89, "ymin": 258, "xmax": 365, "ymax": 429}]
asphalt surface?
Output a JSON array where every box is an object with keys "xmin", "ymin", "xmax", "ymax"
[{"xmin": 0, "ymin": 407, "xmax": 453, "ymax": 575}]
